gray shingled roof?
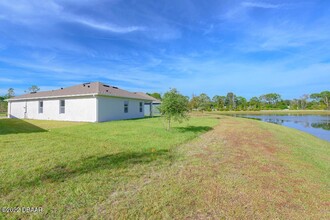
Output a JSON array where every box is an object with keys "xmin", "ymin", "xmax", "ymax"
[
  {"xmin": 134, "ymin": 92, "xmax": 162, "ymax": 104},
  {"xmin": 8, "ymin": 82, "xmax": 154, "ymax": 101}
]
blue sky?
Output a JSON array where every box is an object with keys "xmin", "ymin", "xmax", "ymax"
[{"xmin": 0, "ymin": 0, "xmax": 329, "ymax": 99}]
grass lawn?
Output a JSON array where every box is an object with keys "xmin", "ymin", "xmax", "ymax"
[
  {"xmin": 0, "ymin": 112, "xmax": 6, "ymax": 117},
  {"xmin": 0, "ymin": 116, "xmax": 329, "ymax": 219},
  {"xmin": 0, "ymin": 117, "xmax": 217, "ymax": 219}
]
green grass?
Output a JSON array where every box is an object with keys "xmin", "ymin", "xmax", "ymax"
[
  {"xmin": 0, "ymin": 117, "xmax": 217, "ymax": 219},
  {"xmin": 208, "ymin": 110, "xmax": 330, "ymax": 115},
  {"xmin": 260, "ymin": 122, "xmax": 330, "ymax": 183},
  {"xmin": 0, "ymin": 116, "xmax": 329, "ymax": 219},
  {"xmin": 0, "ymin": 112, "xmax": 6, "ymax": 117}
]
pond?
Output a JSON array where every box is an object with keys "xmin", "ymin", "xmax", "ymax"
[{"xmin": 233, "ymin": 114, "xmax": 330, "ymax": 142}]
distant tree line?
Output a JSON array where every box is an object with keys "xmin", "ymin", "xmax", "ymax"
[
  {"xmin": 147, "ymin": 92, "xmax": 162, "ymax": 101},
  {"xmin": 147, "ymin": 90, "xmax": 330, "ymax": 111},
  {"xmin": 130, "ymin": 91, "xmax": 330, "ymax": 111},
  {"xmin": 0, "ymin": 86, "xmax": 40, "ymax": 114},
  {"xmin": 0, "ymin": 88, "xmax": 14, "ymax": 113},
  {"xmin": 188, "ymin": 91, "xmax": 330, "ymax": 111}
]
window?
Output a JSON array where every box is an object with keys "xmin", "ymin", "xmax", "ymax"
[
  {"xmin": 124, "ymin": 101, "xmax": 128, "ymax": 113},
  {"xmin": 139, "ymin": 102, "xmax": 143, "ymax": 112},
  {"xmin": 60, "ymin": 100, "xmax": 65, "ymax": 114},
  {"xmin": 39, "ymin": 101, "xmax": 43, "ymax": 114}
]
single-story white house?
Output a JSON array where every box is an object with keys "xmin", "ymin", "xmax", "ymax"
[
  {"xmin": 134, "ymin": 92, "xmax": 161, "ymax": 117},
  {"xmin": 7, "ymin": 82, "xmax": 155, "ymax": 122}
]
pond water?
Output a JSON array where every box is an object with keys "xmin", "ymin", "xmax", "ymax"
[{"xmin": 234, "ymin": 114, "xmax": 330, "ymax": 142}]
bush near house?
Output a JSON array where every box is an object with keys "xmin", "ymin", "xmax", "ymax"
[{"xmin": 0, "ymin": 100, "xmax": 7, "ymax": 116}]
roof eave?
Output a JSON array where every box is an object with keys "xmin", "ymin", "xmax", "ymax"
[
  {"xmin": 96, "ymin": 93, "xmax": 154, "ymax": 101},
  {"xmin": 7, "ymin": 93, "xmax": 98, "ymax": 101},
  {"xmin": 8, "ymin": 93, "xmax": 155, "ymax": 102}
]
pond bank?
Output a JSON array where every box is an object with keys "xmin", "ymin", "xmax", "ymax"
[{"xmin": 229, "ymin": 114, "xmax": 330, "ymax": 142}]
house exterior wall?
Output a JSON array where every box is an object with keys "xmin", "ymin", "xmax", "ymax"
[
  {"xmin": 9, "ymin": 101, "xmax": 25, "ymax": 119},
  {"xmin": 8, "ymin": 97, "xmax": 97, "ymax": 122},
  {"xmin": 97, "ymin": 96, "xmax": 144, "ymax": 122}
]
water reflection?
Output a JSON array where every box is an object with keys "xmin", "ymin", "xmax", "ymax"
[
  {"xmin": 311, "ymin": 123, "xmax": 330, "ymax": 130},
  {"xmin": 234, "ymin": 114, "xmax": 330, "ymax": 142}
]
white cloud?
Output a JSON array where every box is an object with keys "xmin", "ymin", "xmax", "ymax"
[
  {"xmin": 0, "ymin": 0, "xmax": 145, "ymax": 34},
  {"xmin": 242, "ymin": 1, "xmax": 283, "ymax": 9},
  {"xmin": 236, "ymin": 23, "xmax": 330, "ymax": 52},
  {"xmin": 0, "ymin": 56, "xmax": 169, "ymax": 91},
  {"xmin": 72, "ymin": 17, "xmax": 145, "ymax": 33},
  {"xmin": 0, "ymin": 77, "xmax": 23, "ymax": 83},
  {"xmin": 220, "ymin": 1, "xmax": 288, "ymax": 21},
  {"xmin": 0, "ymin": 0, "xmax": 62, "ymax": 24}
]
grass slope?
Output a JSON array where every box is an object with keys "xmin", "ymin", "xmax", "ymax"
[{"xmin": 0, "ymin": 116, "xmax": 329, "ymax": 219}]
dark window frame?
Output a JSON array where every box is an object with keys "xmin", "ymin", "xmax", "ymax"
[
  {"xmin": 59, "ymin": 100, "xmax": 65, "ymax": 114},
  {"xmin": 124, "ymin": 101, "xmax": 129, "ymax": 113},
  {"xmin": 139, "ymin": 102, "xmax": 143, "ymax": 113},
  {"xmin": 39, "ymin": 101, "xmax": 43, "ymax": 114}
]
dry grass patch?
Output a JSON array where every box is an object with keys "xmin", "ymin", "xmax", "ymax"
[{"xmin": 96, "ymin": 116, "xmax": 329, "ymax": 219}]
